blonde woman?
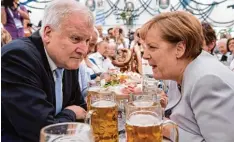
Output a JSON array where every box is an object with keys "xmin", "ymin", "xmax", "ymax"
[
  {"xmin": 140, "ymin": 11, "xmax": 234, "ymax": 141},
  {"xmin": 1, "ymin": 26, "xmax": 12, "ymax": 46}
]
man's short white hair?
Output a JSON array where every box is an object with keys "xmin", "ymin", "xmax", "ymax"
[
  {"xmin": 108, "ymin": 40, "xmax": 117, "ymax": 49},
  {"xmin": 39, "ymin": 0, "xmax": 94, "ymax": 35},
  {"xmin": 217, "ymin": 38, "xmax": 227, "ymax": 47}
]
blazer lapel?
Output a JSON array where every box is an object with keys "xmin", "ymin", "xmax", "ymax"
[
  {"xmin": 29, "ymin": 31, "xmax": 56, "ymax": 106},
  {"xmin": 166, "ymin": 82, "xmax": 182, "ymax": 111}
]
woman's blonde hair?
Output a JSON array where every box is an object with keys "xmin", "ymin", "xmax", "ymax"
[
  {"xmin": 140, "ymin": 11, "xmax": 204, "ymax": 59},
  {"xmin": 1, "ymin": 28, "xmax": 12, "ymax": 46}
]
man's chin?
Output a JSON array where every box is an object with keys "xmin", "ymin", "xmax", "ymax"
[{"xmin": 65, "ymin": 62, "xmax": 81, "ymax": 70}]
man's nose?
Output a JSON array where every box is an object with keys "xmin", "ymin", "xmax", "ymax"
[{"xmin": 76, "ymin": 40, "xmax": 89, "ymax": 56}]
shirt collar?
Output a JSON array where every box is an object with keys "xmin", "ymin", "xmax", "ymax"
[
  {"xmin": 96, "ymin": 52, "xmax": 103, "ymax": 58},
  {"xmin": 95, "ymin": 52, "xmax": 105, "ymax": 60},
  {"xmin": 44, "ymin": 47, "xmax": 57, "ymax": 72}
]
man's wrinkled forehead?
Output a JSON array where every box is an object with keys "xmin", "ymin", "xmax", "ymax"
[
  {"xmin": 66, "ymin": 24, "xmax": 93, "ymax": 37},
  {"xmin": 62, "ymin": 13, "xmax": 94, "ymax": 36}
]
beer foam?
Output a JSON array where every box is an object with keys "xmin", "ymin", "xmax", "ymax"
[
  {"xmin": 88, "ymin": 86, "xmax": 101, "ymax": 91},
  {"xmin": 133, "ymin": 101, "xmax": 154, "ymax": 107},
  {"xmin": 127, "ymin": 113, "xmax": 161, "ymax": 126},
  {"xmin": 50, "ymin": 135, "xmax": 94, "ymax": 142},
  {"xmin": 91, "ymin": 100, "xmax": 116, "ymax": 108}
]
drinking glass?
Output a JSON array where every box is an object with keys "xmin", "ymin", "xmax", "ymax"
[
  {"xmin": 86, "ymin": 85, "xmax": 102, "ymax": 111},
  {"xmin": 40, "ymin": 122, "xmax": 94, "ymax": 142},
  {"xmin": 125, "ymin": 102, "xmax": 178, "ymax": 142},
  {"xmin": 85, "ymin": 90, "xmax": 119, "ymax": 142}
]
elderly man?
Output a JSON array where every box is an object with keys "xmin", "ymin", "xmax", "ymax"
[
  {"xmin": 108, "ymin": 40, "xmax": 117, "ymax": 60},
  {"xmin": 89, "ymin": 41, "xmax": 115, "ymax": 72},
  {"xmin": 1, "ymin": 0, "xmax": 94, "ymax": 141},
  {"xmin": 217, "ymin": 38, "xmax": 233, "ymax": 65}
]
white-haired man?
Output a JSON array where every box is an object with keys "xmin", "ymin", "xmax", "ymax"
[
  {"xmin": 216, "ymin": 38, "xmax": 233, "ymax": 66},
  {"xmin": 1, "ymin": 0, "xmax": 94, "ymax": 141},
  {"xmin": 89, "ymin": 40, "xmax": 115, "ymax": 73}
]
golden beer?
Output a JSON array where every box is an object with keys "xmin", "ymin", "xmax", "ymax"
[
  {"xmin": 126, "ymin": 112, "xmax": 162, "ymax": 142},
  {"xmin": 90, "ymin": 100, "xmax": 119, "ymax": 142}
]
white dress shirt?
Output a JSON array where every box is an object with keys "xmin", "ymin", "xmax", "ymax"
[
  {"xmin": 44, "ymin": 47, "xmax": 63, "ymax": 97},
  {"xmin": 44, "ymin": 48, "xmax": 58, "ymax": 81},
  {"xmin": 44, "ymin": 47, "xmax": 64, "ymax": 115},
  {"xmin": 88, "ymin": 52, "xmax": 115, "ymax": 72}
]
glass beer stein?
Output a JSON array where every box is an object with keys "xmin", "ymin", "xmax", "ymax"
[
  {"xmin": 125, "ymin": 102, "xmax": 178, "ymax": 142},
  {"xmin": 40, "ymin": 122, "xmax": 94, "ymax": 142},
  {"xmin": 85, "ymin": 91, "xmax": 119, "ymax": 142},
  {"xmin": 86, "ymin": 86, "xmax": 102, "ymax": 111}
]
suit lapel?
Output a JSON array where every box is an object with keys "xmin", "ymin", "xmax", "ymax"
[{"xmin": 29, "ymin": 31, "xmax": 56, "ymax": 106}]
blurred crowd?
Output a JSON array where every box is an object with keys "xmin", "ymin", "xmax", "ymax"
[{"xmin": 1, "ymin": 1, "xmax": 234, "ymax": 74}]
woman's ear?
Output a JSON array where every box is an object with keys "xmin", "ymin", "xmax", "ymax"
[{"xmin": 175, "ymin": 41, "xmax": 186, "ymax": 58}]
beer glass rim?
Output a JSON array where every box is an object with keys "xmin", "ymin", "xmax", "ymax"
[
  {"xmin": 127, "ymin": 101, "xmax": 158, "ymax": 108},
  {"xmin": 40, "ymin": 122, "xmax": 91, "ymax": 136}
]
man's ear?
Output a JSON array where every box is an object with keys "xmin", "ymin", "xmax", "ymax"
[
  {"xmin": 43, "ymin": 26, "xmax": 52, "ymax": 44},
  {"xmin": 175, "ymin": 41, "xmax": 186, "ymax": 58}
]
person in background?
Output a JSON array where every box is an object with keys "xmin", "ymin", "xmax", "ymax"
[
  {"xmin": 1, "ymin": 25, "xmax": 12, "ymax": 46},
  {"xmin": 78, "ymin": 60, "xmax": 89, "ymax": 98},
  {"xmin": 140, "ymin": 11, "xmax": 234, "ymax": 142},
  {"xmin": 227, "ymin": 37, "xmax": 234, "ymax": 57},
  {"xmin": 23, "ymin": 19, "xmax": 32, "ymax": 37},
  {"xmin": 1, "ymin": 0, "xmax": 94, "ymax": 141},
  {"xmin": 227, "ymin": 38, "xmax": 234, "ymax": 71},
  {"xmin": 130, "ymin": 29, "xmax": 143, "ymax": 74},
  {"xmin": 107, "ymin": 27, "xmax": 115, "ymax": 40},
  {"xmin": 79, "ymin": 27, "xmax": 100, "ymax": 96},
  {"xmin": 89, "ymin": 41, "xmax": 115, "ymax": 72},
  {"xmin": 96, "ymin": 25, "xmax": 104, "ymax": 40},
  {"xmin": 201, "ymin": 22, "xmax": 216, "ymax": 54},
  {"xmin": 1, "ymin": 0, "xmax": 29, "ymax": 39},
  {"xmin": 217, "ymin": 38, "xmax": 233, "ymax": 66},
  {"xmin": 114, "ymin": 27, "xmax": 127, "ymax": 49},
  {"xmin": 84, "ymin": 27, "xmax": 104, "ymax": 80},
  {"xmin": 107, "ymin": 40, "xmax": 117, "ymax": 61}
]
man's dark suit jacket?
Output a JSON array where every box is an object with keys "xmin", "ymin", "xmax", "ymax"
[{"xmin": 1, "ymin": 31, "xmax": 87, "ymax": 142}]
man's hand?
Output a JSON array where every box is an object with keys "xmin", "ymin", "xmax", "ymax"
[{"xmin": 65, "ymin": 105, "xmax": 87, "ymax": 120}]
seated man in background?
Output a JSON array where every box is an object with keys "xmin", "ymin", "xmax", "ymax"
[
  {"xmin": 79, "ymin": 27, "xmax": 99, "ymax": 97},
  {"xmin": 107, "ymin": 40, "xmax": 117, "ymax": 61},
  {"xmin": 1, "ymin": 0, "xmax": 94, "ymax": 141},
  {"xmin": 217, "ymin": 38, "xmax": 233, "ymax": 65},
  {"xmin": 89, "ymin": 40, "xmax": 115, "ymax": 72}
]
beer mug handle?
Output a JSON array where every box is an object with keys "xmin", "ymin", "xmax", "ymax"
[
  {"xmin": 85, "ymin": 110, "xmax": 95, "ymax": 125},
  {"xmin": 162, "ymin": 119, "xmax": 179, "ymax": 142}
]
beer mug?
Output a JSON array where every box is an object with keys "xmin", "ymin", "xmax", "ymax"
[
  {"xmin": 125, "ymin": 102, "xmax": 178, "ymax": 142},
  {"xmin": 130, "ymin": 90, "xmax": 162, "ymax": 106},
  {"xmin": 86, "ymin": 86, "xmax": 102, "ymax": 111},
  {"xmin": 85, "ymin": 91, "xmax": 119, "ymax": 142},
  {"xmin": 40, "ymin": 122, "xmax": 94, "ymax": 142}
]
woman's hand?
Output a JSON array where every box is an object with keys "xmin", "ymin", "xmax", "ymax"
[
  {"xmin": 15, "ymin": 3, "xmax": 30, "ymax": 20},
  {"xmin": 13, "ymin": 2, "xmax": 19, "ymax": 9},
  {"xmin": 159, "ymin": 91, "xmax": 168, "ymax": 108}
]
